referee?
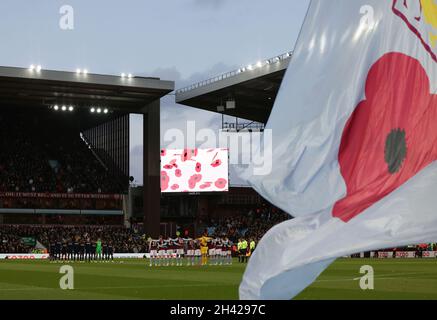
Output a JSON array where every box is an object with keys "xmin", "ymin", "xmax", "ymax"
[
  {"xmin": 237, "ymin": 239, "xmax": 242, "ymax": 263},
  {"xmin": 241, "ymin": 239, "xmax": 248, "ymax": 263}
]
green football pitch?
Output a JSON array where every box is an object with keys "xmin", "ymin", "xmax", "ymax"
[{"xmin": 0, "ymin": 258, "xmax": 436, "ymax": 299}]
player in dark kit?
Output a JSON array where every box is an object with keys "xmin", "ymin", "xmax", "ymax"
[
  {"xmin": 55, "ymin": 240, "xmax": 62, "ymax": 261},
  {"xmin": 73, "ymin": 239, "xmax": 79, "ymax": 261},
  {"xmin": 67, "ymin": 239, "xmax": 73, "ymax": 261},
  {"xmin": 61, "ymin": 241, "xmax": 68, "ymax": 261},
  {"xmin": 79, "ymin": 241, "xmax": 85, "ymax": 261},
  {"xmin": 49, "ymin": 241, "xmax": 56, "ymax": 261},
  {"xmin": 85, "ymin": 238, "xmax": 92, "ymax": 262},
  {"xmin": 91, "ymin": 241, "xmax": 97, "ymax": 262},
  {"xmin": 103, "ymin": 242, "xmax": 109, "ymax": 261},
  {"xmin": 108, "ymin": 242, "xmax": 114, "ymax": 261}
]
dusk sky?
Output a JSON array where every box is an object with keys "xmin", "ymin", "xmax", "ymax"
[{"xmin": 0, "ymin": 0, "xmax": 310, "ymax": 184}]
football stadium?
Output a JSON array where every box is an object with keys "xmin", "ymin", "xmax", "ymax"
[
  {"xmin": 0, "ymin": 0, "xmax": 437, "ymax": 307},
  {"xmin": 1, "ymin": 53, "xmax": 436, "ymax": 300}
]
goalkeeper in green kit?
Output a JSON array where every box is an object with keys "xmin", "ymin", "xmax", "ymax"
[{"xmin": 96, "ymin": 239, "xmax": 103, "ymax": 261}]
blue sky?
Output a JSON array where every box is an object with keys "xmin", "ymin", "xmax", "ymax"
[{"xmin": 0, "ymin": 0, "xmax": 309, "ymax": 184}]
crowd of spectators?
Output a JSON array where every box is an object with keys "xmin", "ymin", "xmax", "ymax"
[
  {"xmin": 1, "ymin": 207, "xmax": 436, "ymax": 254},
  {"xmin": 0, "ymin": 225, "xmax": 30, "ymax": 253},
  {"xmin": 0, "ymin": 197, "xmax": 122, "ymax": 210},
  {"xmin": 200, "ymin": 204, "xmax": 291, "ymax": 243},
  {"xmin": 0, "ymin": 224, "xmax": 147, "ymax": 253},
  {"xmin": 0, "ymin": 206, "xmax": 288, "ymax": 254},
  {"xmin": 199, "ymin": 205, "xmax": 437, "ymax": 254},
  {"xmin": 0, "ymin": 203, "xmax": 290, "ymax": 254},
  {"xmin": 0, "ymin": 111, "xmax": 124, "ymax": 194}
]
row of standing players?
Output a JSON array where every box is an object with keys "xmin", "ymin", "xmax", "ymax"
[
  {"xmin": 148, "ymin": 236, "xmax": 235, "ymax": 266},
  {"xmin": 48, "ymin": 239, "xmax": 114, "ymax": 261},
  {"xmin": 47, "ymin": 236, "xmax": 254, "ymax": 265}
]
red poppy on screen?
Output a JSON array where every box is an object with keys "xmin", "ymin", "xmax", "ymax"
[
  {"xmin": 214, "ymin": 178, "xmax": 227, "ymax": 189},
  {"xmin": 211, "ymin": 159, "xmax": 222, "ymax": 167},
  {"xmin": 188, "ymin": 174, "xmax": 202, "ymax": 189},
  {"xmin": 195, "ymin": 162, "xmax": 202, "ymax": 172},
  {"xmin": 200, "ymin": 182, "xmax": 212, "ymax": 189},
  {"xmin": 175, "ymin": 169, "xmax": 182, "ymax": 177},
  {"xmin": 161, "ymin": 171, "xmax": 169, "ymax": 191}
]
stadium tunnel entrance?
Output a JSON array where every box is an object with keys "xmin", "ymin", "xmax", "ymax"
[{"xmin": 0, "ymin": 66, "xmax": 174, "ymax": 238}]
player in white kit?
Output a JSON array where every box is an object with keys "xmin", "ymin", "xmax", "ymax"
[
  {"xmin": 148, "ymin": 239, "xmax": 159, "ymax": 267},
  {"xmin": 157, "ymin": 237, "xmax": 168, "ymax": 266},
  {"xmin": 194, "ymin": 240, "xmax": 202, "ymax": 266},
  {"xmin": 175, "ymin": 236, "xmax": 185, "ymax": 266},
  {"xmin": 214, "ymin": 237, "xmax": 223, "ymax": 265},
  {"xmin": 186, "ymin": 239, "xmax": 195, "ymax": 266},
  {"xmin": 223, "ymin": 237, "xmax": 233, "ymax": 265}
]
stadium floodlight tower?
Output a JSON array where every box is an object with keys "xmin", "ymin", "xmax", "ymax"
[{"xmin": 0, "ymin": 66, "xmax": 174, "ymax": 238}]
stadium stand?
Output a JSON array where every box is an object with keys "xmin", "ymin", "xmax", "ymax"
[
  {"xmin": 0, "ymin": 224, "xmax": 147, "ymax": 253},
  {"xmin": 0, "ymin": 203, "xmax": 290, "ymax": 253},
  {"xmin": 0, "ymin": 225, "xmax": 30, "ymax": 253},
  {"xmin": 0, "ymin": 109, "xmax": 124, "ymax": 194},
  {"xmin": 201, "ymin": 205, "xmax": 290, "ymax": 243}
]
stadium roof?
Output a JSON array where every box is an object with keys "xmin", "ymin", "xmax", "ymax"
[
  {"xmin": 175, "ymin": 52, "xmax": 291, "ymax": 123},
  {"xmin": 0, "ymin": 66, "xmax": 174, "ymax": 113}
]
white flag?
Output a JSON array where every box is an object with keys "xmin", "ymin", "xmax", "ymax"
[{"xmin": 239, "ymin": 0, "xmax": 437, "ymax": 300}]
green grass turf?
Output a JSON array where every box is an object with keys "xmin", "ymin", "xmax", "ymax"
[{"xmin": 0, "ymin": 258, "xmax": 436, "ymax": 299}]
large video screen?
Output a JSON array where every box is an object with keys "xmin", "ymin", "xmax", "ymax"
[{"xmin": 160, "ymin": 148, "xmax": 229, "ymax": 193}]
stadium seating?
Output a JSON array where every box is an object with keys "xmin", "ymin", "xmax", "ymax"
[
  {"xmin": 0, "ymin": 110, "xmax": 124, "ymax": 194},
  {"xmin": 0, "ymin": 224, "xmax": 146, "ymax": 253},
  {"xmin": 202, "ymin": 207, "xmax": 290, "ymax": 243}
]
